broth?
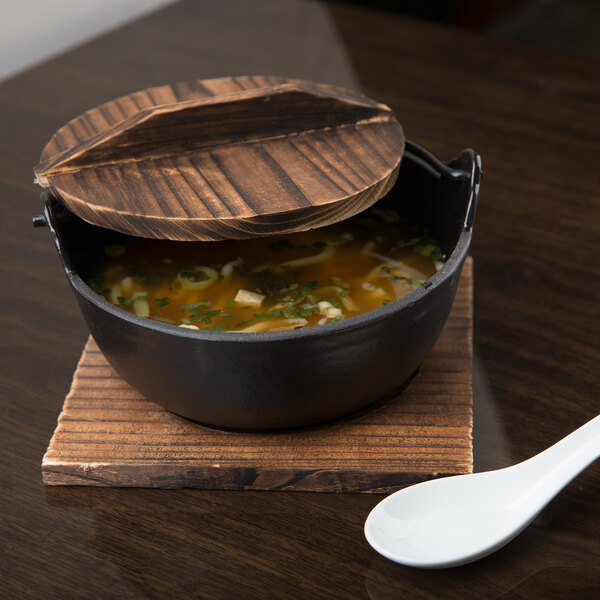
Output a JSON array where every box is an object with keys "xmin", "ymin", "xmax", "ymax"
[{"xmin": 86, "ymin": 207, "xmax": 445, "ymax": 332}]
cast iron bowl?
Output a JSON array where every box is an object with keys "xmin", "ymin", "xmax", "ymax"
[{"xmin": 38, "ymin": 140, "xmax": 481, "ymax": 429}]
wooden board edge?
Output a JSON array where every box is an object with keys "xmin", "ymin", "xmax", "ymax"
[{"xmin": 41, "ymin": 462, "xmax": 473, "ymax": 493}]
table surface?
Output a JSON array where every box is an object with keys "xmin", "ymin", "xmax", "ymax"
[{"xmin": 1, "ymin": 0, "xmax": 599, "ymax": 598}]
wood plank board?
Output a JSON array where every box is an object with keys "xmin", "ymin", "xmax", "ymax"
[{"xmin": 42, "ymin": 259, "xmax": 473, "ymax": 493}]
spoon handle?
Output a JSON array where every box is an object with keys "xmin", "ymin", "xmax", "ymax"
[{"xmin": 512, "ymin": 414, "xmax": 600, "ymax": 510}]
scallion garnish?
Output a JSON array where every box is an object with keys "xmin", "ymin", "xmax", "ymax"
[
  {"xmin": 300, "ymin": 303, "xmax": 318, "ymax": 311},
  {"xmin": 234, "ymin": 319, "xmax": 254, "ymax": 328},
  {"xmin": 189, "ymin": 310, "xmax": 221, "ymax": 322},
  {"xmin": 182, "ymin": 300, "xmax": 214, "ymax": 311},
  {"xmin": 331, "ymin": 276, "xmax": 349, "ymax": 289},
  {"xmin": 87, "ymin": 274, "xmax": 105, "ymax": 293}
]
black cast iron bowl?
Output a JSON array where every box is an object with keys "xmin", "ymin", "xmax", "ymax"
[{"xmin": 38, "ymin": 140, "xmax": 481, "ymax": 430}]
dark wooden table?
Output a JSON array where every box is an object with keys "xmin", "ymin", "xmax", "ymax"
[{"xmin": 1, "ymin": 1, "xmax": 599, "ymax": 598}]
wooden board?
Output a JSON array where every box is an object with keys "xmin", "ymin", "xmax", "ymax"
[
  {"xmin": 42, "ymin": 259, "xmax": 473, "ymax": 493},
  {"xmin": 34, "ymin": 75, "xmax": 404, "ymax": 241}
]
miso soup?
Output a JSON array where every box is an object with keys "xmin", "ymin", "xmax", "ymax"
[{"xmin": 86, "ymin": 207, "xmax": 445, "ymax": 332}]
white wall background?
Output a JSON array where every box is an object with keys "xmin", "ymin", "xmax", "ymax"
[{"xmin": 0, "ymin": 0, "xmax": 177, "ymax": 82}]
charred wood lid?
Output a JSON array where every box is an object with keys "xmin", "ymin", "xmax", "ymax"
[{"xmin": 34, "ymin": 75, "xmax": 405, "ymax": 241}]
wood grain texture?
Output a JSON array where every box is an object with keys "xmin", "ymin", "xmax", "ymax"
[
  {"xmin": 42, "ymin": 259, "xmax": 473, "ymax": 491},
  {"xmin": 34, "ymin": 75, "xmax": 404, "ymax": 241},
  {"xmin": 3, "ymin": 1, "xmax": 600, "ymax": 598}
]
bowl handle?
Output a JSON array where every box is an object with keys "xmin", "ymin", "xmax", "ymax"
[
  {"xmin": 404, "ymin": 140, "xmax": 482, "ymax": 233},
  {"xmin": 448, "ymin": 148, "xmax": 482, "ymax": 232}
]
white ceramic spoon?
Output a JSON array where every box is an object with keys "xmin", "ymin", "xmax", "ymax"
[{"xmin": 365, "ymin": 414, "xmax": 600, "ymax": 568}]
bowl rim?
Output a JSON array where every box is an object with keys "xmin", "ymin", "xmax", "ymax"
[{"xmin": 46, "ymin": 221, "xmax": 472, "ymax": 346}]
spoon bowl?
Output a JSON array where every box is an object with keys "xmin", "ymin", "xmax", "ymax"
[{"xmin": 365, "ymin": 414, "xmax": 600, "ymax": 568}]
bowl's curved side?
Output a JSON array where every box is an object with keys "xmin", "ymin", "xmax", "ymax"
[{"xmin": 70, "ymin": 262, "xmax": 463, "ymax": 429}]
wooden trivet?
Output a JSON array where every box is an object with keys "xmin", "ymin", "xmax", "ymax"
[{"xmin": 42, "ymin": 259, "xmax": 473, "ymax": 493}]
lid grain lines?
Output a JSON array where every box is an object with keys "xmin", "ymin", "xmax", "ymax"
[{"xmin": 34, "ymin": 76, "xmax": 404, "ymax": 240}]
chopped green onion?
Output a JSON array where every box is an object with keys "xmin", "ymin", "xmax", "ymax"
[
  {"xmin": 300, "ymin": 303, "xmax": 318, "ymax": 311},
  {"xmin": 234, "ymin": 319, "xmax": 254, "ymax": 328},
  {"xmin": 331, "ymin": 276, "xmax": 349, "ymax": 289},
  {"xmin": 87, "ymin": 274, "xmax": 105, "ymax": 293},
  {"xmin": 189, "ymin": 310, "xmax": 221, "ymax": 322},
  {"xmin": 182, "ymin": 300, "xmax": 214, "ymax": 311}
]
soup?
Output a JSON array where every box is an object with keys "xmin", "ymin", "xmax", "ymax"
[{"xmin": 86, "ymin": 207, "xmax": 445, "ymax": 332}]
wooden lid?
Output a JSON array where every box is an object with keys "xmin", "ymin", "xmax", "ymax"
[{"xmin": 34, "ymin": 76, "xmax": 404, "ymax": 241}]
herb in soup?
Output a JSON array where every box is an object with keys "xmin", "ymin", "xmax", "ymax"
[{"xmin": 87, "ymin": 207, "xmax": 445, "ymax": 332}]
